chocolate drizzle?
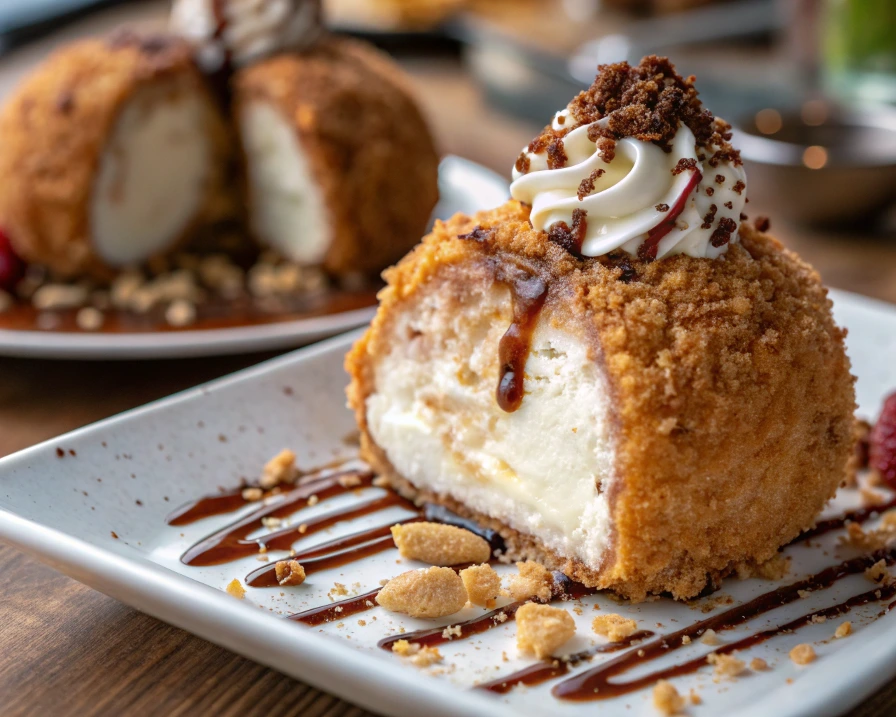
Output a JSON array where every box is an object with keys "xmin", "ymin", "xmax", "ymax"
[
  {"xmin": 484, "ymin": 550, "xmax": 896, "ymax": 700},
  {"xmin": 288, "ymin": 588, "xmax": 382, "ymax": 625},
  {"xmin": 496, "ymin": 274, "xmax": 548, "ymax": 413}
]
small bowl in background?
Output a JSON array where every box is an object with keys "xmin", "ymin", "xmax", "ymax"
[{"xmin": 733, "ymin": 103, "xmax": 896, "ymax": 225}]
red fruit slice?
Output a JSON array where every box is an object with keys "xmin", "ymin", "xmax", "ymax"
[
  {"xmin": 637, "ymin": 168, "xmax": 703, "ymax": 261},
  {"xmin": 0, "ymin": 228, "xmax": 24, "ymax": 291},
  {"xmin": 870, "ymin": 391, "xmax": 896, "ymax": 489}
]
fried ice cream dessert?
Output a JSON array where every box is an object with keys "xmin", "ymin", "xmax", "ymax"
[
  {"xmin": 0, "ymin": 32, "xmax": 233, "ymax": 280},
  {"xmin": 232, "ymin": 36, "xmax": 439, "ymax": 276},
  {"xmin": 347, "ymin": 56, "xmax": 856, "ymax": 601}
]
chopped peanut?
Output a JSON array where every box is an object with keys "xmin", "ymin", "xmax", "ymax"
[
  {"xmin": 225, "ymin": 579, "xmax": 245, "ymax": 599},
  {"xmin": 391, "ymin": 522, "xmax": 491, "ymax": 565},
  {"xmin": 460, "ymin": 563, "xmax": 502, "ymax": 607},
  {"xmin": 376, "ymin": 567, "xmax": 467, "ymax": 618},
  {"xmin": 707, "ymin": 652, "xmax": 746, "ymax": 679},
  {"xmin": 789, "ymin": 644, "xmax": 816, "ymax": 665},
  {"xmin": 592, "ymin": 613, "xmax": 638, "ymax": 642},
  {"xmin": 260, "ymin": 449, "xmax": 298, "ymax": 489},
  {"xmin": 507, "ymin": 560, "xmax": 553, "ymax": 601},
  {"xmin": 515, "ymin": 603, "xmax": 575, "ymax": 659},
  {"xmin": 274, "ymin": 560, "xmax": 306, "ymax": 587},
  {"xmin": 652, "ymin": 680, "xmax": 685, "ymax": 716}
]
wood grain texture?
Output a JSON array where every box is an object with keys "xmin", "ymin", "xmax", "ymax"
[{"xmin": 0, "ymin": 3, "xmax": 895, "ymax": 716}]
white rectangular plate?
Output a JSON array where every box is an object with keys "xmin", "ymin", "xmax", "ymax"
[{"xmin": 1, "ymin": 288, "xmax": 896, "ymax": 717}]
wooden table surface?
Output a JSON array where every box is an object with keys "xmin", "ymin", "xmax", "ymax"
[{"xmin": 2, "ymin": 3, "xmax": 896, "ymax": 716}]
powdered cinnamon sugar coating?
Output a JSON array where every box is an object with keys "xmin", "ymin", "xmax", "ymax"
[
  {"xmin": 233, "ymin": 37, "xmax": 439, "ymax": 276},
  {"xmin": 0, "ymin": 34, "xmax": 233, "ymax": 280},
  {"xmin": 347, "ymin": 200, "xmax": 855, "ymax": 600}
]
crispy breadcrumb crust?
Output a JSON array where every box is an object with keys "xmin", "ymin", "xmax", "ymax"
[
  {"xmin": 0, "ymin": 34, "xmax": 233, "ymax": 280},
  {"xmin": 346, "ymin": 200, "xmax": 856, "ymax": 600},
  {"xmin": 233, "ymin": 37, "xmax": 439, "ymax": 276}
]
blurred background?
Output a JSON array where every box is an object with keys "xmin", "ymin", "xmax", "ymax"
[{"xmin": 2, "ymin": 0, "xmax": 896, "ymax": 303}]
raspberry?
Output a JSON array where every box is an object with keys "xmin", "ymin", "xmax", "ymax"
[
  {"xmin": 0, "ymin": 228, "xmax": 24, "ymax": 291},
  {"xmin": 870, "ymin": 392, "xmax": 896, "ymax": 489}
]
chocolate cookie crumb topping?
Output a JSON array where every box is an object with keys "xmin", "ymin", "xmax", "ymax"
[
  {"xmin": 724, "ymin": 201, "xmax": 733, "ymax": 209},
  {"xmin": 732, "ymin": 180, "xmax": 746, "ymax": 195},
  {"xmin": 710, "ymin": 217, "xmax": 737, "ymax": 247},
  {"xmin": 754, "ymin": 216, "xmax": 771, "ymax": 232},
  {"xmin": 705, "ymin": 187, "xmax": 715, "ymax": 196},
  {"xmin": 546, "ymin": 138, "xmax": 568, "ymax": 170},
  {"xmin": 655, "ymin": 203, "xmax": 669, "ymax": 212},
  {"xmin": 548, "ymin": 208, "xmax": 588, "ymax": 256},
  {"xmin": 701, "ymin": 204, "xmax": 718, "ymax": 230},
  {"xmin": 715, "ymin": 174, "xmax": 726, "ymax": 184},
  {"xmin": 672, "ymin": 158, "xmax": 698, "ymax": 176},
  {"xmin": 577, "ymin": 168, "xmax": 606, "ymax": 200}
]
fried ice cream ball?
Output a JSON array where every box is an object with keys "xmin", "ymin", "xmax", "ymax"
[
  {"xmin": 232, "ymin": 36, "xmax": 439, "ymax": 276},
  {"xmin": 346, "ymin": 201, "xmax": 856, "ymax": 601},
  {"xmin": 0, "ymin": 32, "xmax": 234, "ymax": 280}
]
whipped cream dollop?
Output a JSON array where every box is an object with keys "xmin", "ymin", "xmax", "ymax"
[
  {"xmin": 510, "ymin": 109, "xmax": 747, "ymax": 260},
  {"xmin": 170, "ymin": 0, "xmax": 323, "ymax": 71}
]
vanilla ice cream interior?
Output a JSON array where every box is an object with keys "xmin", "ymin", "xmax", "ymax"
[
  {"xmin": 364, "ymin": 270, "xmax": 618, "ymax": 569},
  {"xmin": 239, "ymin": 101, "xmax": 332, "ymax": 265},
  {"xmin": 91, "ymin": 78, "xmax": 214, "ymax": 266}
]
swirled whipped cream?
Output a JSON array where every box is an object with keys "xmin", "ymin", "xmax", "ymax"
[
  {"xmin": 510, "ymin": 58, "xmax": 747, "ymax": 261},
  {"xmin": 170, "ymin": 0, "xmax": 323, "ymax": 71}
]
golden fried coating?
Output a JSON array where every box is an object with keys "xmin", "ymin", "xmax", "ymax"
[
  {"xmin": 347, "ymin": 200, "xmax": 856, "ymax": 600},
  {"xmin": 0, "ymin": 32, "xmax": 233, "ymax": 280},
  {"xmin": 233, "ymin": 36, "xmax": 439, "ymax": 277}
]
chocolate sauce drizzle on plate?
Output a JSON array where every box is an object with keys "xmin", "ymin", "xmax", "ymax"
[{"xmin": 169, "ymin": 462, "xmax": 896, "ymax": 704}]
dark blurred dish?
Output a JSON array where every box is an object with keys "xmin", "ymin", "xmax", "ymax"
[{"xmin": 734, "ymin": 103, "xmax": 896, "ymax": 224}]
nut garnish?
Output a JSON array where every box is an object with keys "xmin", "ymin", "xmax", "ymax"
[
  {"xmin": 507, "ymin": 560, "xmax": 553, "ymax": 601},
  {"xmin": 390, "ymin": 522, "xmax": 491, "ymax": 565},
  {"xmin": 260, "ymin": 449, "xmax": 298, "ymax": 489},
  {"xmin": 707, "ymin": 652, "xmax": 746, "ymax": 679},
  {"xmin": 376, "ymin": 567, "xmax": 467, "ymax": 618},
  {"xmin": 225, "ymin": 579, "xmax": 246, "ymax": 599},
  {"xmin": 515, "ymin": 603, "xmax": 575, "ymax": 659},
  {"xmin": 75, "ymin": 306, "xmax": 104, "ymax": 331},
  {"xmin": 460, "ymin": 563, "xmax": 502, "ymax": 607},
  {"xmin": 274, "ymin": 560, "xmax": 306, "ymax": 586},
  {"xmin": 834, "ymin": 621, "xmax": 852, "ymax": 638},
  {"xmin": 592, "ymin": 613, "xmax": 638, "ymax": 642},
  {"xmin": 789, "ymin": 643, "xmax": 816, "ymax": 665},
  {"xmin": 652, "ymin": 679, "xmax": 685, "ymax": 716},
  {"xmin": 165, "ymin": 298, "xmax": 196, "ymax": 327}
]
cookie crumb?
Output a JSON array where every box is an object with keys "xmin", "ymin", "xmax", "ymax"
[
  {"xmin": 391, "ymin": 522, "xmax": 491, "ymax": 565},
  {"xmin": 652, "ymin": 680, "xmax": 685, "ymax": 716},
  {"xmin": 260, "ymin": 449, "xmax": 297, "ymax": 489},
  {"xmin": 681, "ymin": 635, "xmax": 691, "ymax": 645},
  {"xmin": 274, "ymin": 560, "xmax": 306, "ymax": 586},
  {"xmin": 442, "ymin": 624, "xmax": 462, "ymax": 640},
  {"xmin": 707, "ymin": 652, "xmax": 745, "ymax": 679},
  {"xmin": 411, "ymin": 646, "xmax": 443, "ymax": 667},
  {"xmin": 700, "ymin": 629, "xmax": 720, "ymax": 646},
  {"xmin": 592, "ymin": 613, "xmax": 638, "ymax": 642},
  {"xmin": 750, "ymin": 657, "xmax": 768, "ymax": 671},
  {"xmin": 460, "ymin": 563, "xmax": 502, "ymax": 607},
  {"xmin": 865, "ymin": 559, "xmax": 889, "ymax": 583},
  {"xmin": 515, "ymin": 603, "xmax": 576, "ymax": 659},
  {"xmin": 376, "ymin": 567, "xmax": 467, "ymax": 618},
  {"xmin": 226, "ymin": 579, "xmax": 246, "ymax": 599},
  {"xmin": 507, "ymin": 561, "xmax": 553, "ymax": 601},
  {"xmin": 789, "ymin": 643, "xmax": 816, "ymax": 665},
  {"xmin": 241, "ymin": 487, "xmax": 263, "ymax": 502},
  {"xmin": 834, "ymin": 621, "xmax": 852, "ymax": 638}
]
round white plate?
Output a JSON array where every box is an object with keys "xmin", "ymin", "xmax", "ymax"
[{"xmin": 0, "ymin": 156, "xmax": 509, "ymax": 360}]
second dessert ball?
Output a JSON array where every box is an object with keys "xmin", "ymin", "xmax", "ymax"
[{"xmin": 234, "ymin": 37, "xmax": 440, "ymax": 276}]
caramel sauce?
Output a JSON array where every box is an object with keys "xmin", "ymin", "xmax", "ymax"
[
  {"xmin": 166, "ymin": 488, "xmax": 248, "ymax": 526},
  {"xmin": 798, "ymin": 498, "xmax": 896, "ymax": 541},
  {"xmin": 496, "ymin": 274, "xmax": 548, "ymax": 413},
  {"xmin": 0, "ymin": 288, "xmax": 378, "ymax": 334}
]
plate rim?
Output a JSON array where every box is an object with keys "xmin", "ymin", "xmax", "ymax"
[{"xmin": 1, "ymin": 290, "xmax": 896, "ymax": 717}]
